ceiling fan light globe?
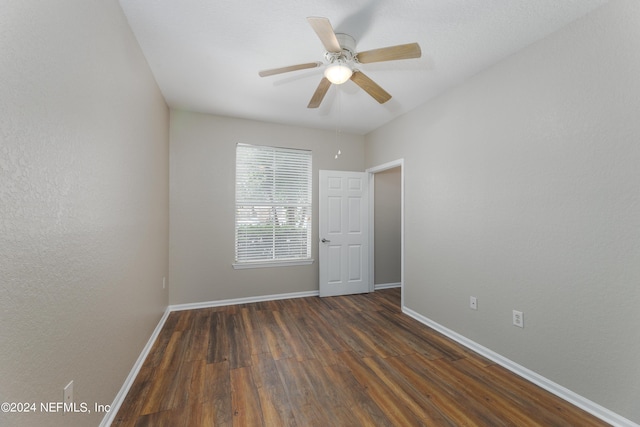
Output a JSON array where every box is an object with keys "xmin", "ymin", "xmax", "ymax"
[{"xmin": 324, "ymin": 64, "xmax": 352, "ymax": 85}]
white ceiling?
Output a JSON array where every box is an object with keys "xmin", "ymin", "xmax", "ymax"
[{"xmin": 119, "ymin": 0, "xmax": 607, "ymax": 135}]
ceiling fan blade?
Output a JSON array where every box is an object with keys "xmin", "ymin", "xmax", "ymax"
[
  {"xmin": 356, "ymin": 42, "xmax": 421, "ymax": 64},
  {"xmin": 307, "ymin": 77, "xmax": 332, "ymax": 108},
  {"xmin": 350, "ymin": 71, "xmax": 391, "ymax": 104},
  {"xmin": 259, "ymin": 62, "xmax": 323, "ymax": 77},
  {"xmin": 307, "ymin": 17, "xmax": 341, "ymax": 53}
]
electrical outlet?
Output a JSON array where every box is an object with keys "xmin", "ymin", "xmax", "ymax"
[
  {"xmin": 513, "ymin": 310, "xmax": 524, "ymax": 328},
  {"xmin": 64, "ymin": 381, "xmax": 73, "ymax": 405},
  {"xmin": 162, "ymin": 276, "xmax": 166, "ymax": 289},
  {"xmin": 469, "ymin": 296, "xmax": 478, "ymax": 310}
]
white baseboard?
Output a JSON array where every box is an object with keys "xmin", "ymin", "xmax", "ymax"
[
  {"xmin": 100, "ymin": 307, "xmax": 171, "ymax": 427},
  {"xmin": 169, "ymin": 290, "xmax": 319, "ymax": 312},
  {"xmin": 402, "ymin": 307, "xmax": 638, "ymax": 427},
  {"xmin": 374, "ymin": 282, "xmax": 401, "ymax": 290}
]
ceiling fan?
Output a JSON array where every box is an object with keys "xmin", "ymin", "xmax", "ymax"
[{"xmin": 258, "ymin": 17, "xmax": 421, "ymax": 108}]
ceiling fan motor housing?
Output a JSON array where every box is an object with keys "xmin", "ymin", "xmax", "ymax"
[{"xmin": 325, "ymin": 33, "xmax": 357, "ymax": 64}]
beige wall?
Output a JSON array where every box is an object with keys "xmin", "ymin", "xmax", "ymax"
[
  {"xmin": 0, "ymin": 1, "xmax": 169, "ymax": 426},
  {"xmin": 365, "ymin": 0, "xmax": 640, "ymax": 423},
  {"xmin": 170, "ymin": 111, "xmax": 365, "ymax": 304},
  {"xmin": 374, "ymin": 167, "xmax": 401, "ymax": 285}
]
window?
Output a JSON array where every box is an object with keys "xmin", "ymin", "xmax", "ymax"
[{"xmin": 234, "ymin": 143, "xmax": 312, "ymax": 268}]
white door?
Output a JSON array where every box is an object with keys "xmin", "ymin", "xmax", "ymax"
[{"xmin": 319, "ymin": 170, "xmax": 369, "ymax": 297}]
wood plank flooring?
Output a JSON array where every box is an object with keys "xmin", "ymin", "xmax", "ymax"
[{"xmin": 113, "ymin": 288, "xmax": 609, "ymax": 426}]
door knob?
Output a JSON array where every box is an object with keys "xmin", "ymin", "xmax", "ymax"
[{"xmin": 321, "ymin": 238, "xmax": 331, "ymax": 243}]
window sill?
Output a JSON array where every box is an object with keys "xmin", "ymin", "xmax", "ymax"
[{"xmin": 232, "ymin": 259, "xmax": 315, "ymax": 270}]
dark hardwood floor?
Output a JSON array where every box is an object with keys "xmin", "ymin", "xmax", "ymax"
[{"xmin": 113, "ymin": 288, "xmax": 609, "ymax": 426}]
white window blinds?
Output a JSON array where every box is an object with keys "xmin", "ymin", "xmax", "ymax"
[{"xmin": 235, "ymin": 144, "xmax": 312, "ymax": 264}]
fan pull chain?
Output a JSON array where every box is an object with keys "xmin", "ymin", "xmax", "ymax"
[{"xmin": 335, "ymin": 88, "xmax": 342, "ymax": 159}]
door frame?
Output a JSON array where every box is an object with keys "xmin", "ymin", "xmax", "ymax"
[{"xmin": 366, "ymin": 159, "xmax": 404, "ymax": 307}]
